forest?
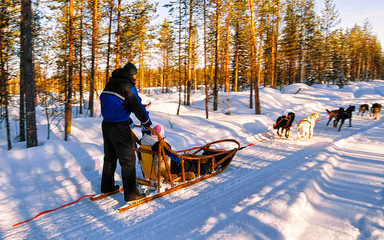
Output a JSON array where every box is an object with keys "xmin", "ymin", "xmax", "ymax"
[{"xmin": 0, "ymin": 0, "xmax": 383, "ymax": 149}]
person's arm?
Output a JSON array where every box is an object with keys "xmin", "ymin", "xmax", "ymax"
[
  {"xmin": 125, "ymin": 86, "xmax": 152, "ymax": 127},
  {"xmin": 164, "ymin": 143, "xmax": 180, "ymax": 162}
]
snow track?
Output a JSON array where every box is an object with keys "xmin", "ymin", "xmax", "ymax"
[
  {"xmin": 2, "ymin": 82, "xmax": 384, "ymax": 239},
  {"xmin": 10, "ymin": 118, "xmax": 381, "ymax": 240}
]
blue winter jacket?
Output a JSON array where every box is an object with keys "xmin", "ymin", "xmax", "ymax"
[{"xmin": 100, "ymin": 68, "xmax": 151, "ymax": 127}]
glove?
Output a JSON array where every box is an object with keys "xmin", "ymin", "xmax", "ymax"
[
  {"xmin": 128, "ymin": 117, "xmax": 134, "ymax": 128},
  {"xmin": 141, "ymin": 125, "xmax": 151, "ymax": 136}
]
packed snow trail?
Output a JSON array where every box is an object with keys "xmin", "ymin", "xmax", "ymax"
[
  {"xmin": 4, "ymin": 117, "xmax": 384, "ymax": 240},
  {"xmin": 2, "ymin": 81, "xmax": 384, "ymax": 239}
]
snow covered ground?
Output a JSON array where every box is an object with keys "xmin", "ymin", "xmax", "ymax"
[{"xmin": 1, "ymin": 81, "xmax": 384, "ymax": 239}]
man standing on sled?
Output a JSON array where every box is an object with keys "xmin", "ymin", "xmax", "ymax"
[{"xmin": 99, "ymin": 62, "xmax": 151, "ymax": 202}]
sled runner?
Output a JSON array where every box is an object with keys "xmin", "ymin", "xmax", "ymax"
[
  {"xmin": 117, "ymin": 127, "xmax": 241, "ymax": 213},
  {"xmin": 90, "ymin": 185, "xmax": 123, "ymax": 201}
]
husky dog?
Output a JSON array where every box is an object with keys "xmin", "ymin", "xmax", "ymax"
[
  {"xmin": 334, "ymin": 105, "xmax": 355, "ymax": 131},
  {"xmin": 370, "ymin": 103, "xmax": 382, "ymax": 120},
  {"xmin": 357, "ymin": 104, "xmax": 369, "ymax": 117},
  {"xmin": 297, "ymin": 113, "xmax": 319, "ymax": 140},
  {"xmin": 326, "ymin": 108, "xmax": 339, "ymax": 126},
  {"xmin": 273, "ymin": 112, "xmax": 296, "ymax": 139}
]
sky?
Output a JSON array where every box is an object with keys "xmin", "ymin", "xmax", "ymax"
[
  {"xmin": 315, "ymin": 0, "xmax": 384, "ymax": 47},
  {"xmin": 1, "ymin": 80, "xmax": 384, "ymax": 239},
  {"xmin": 154, "ymin": 0, "xmax": 384, "ymax": 48}
]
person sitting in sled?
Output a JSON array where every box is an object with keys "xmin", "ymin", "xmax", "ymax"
[{"xmin": 140, "ymin": 125, "xmax": 196, "ymax": 181}]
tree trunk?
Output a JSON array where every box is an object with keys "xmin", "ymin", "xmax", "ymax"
[
  {"xmin": 225, "ymin": 0, "xmax": 231, "ymax": 115},
  {"xmin": 204, "ymin": 0, "xmax": 208, "ymax": 119},
  {"xmin": 0, "ymin": 29, "xmax": 11, "ymax": 149},
  {"xmin": 5, "ymin": 96, "xmax": 11, "ymax": 150},
  {"xmin": 21, "ymin": 0, "xmax": 38, "ymax": 147},
  {"xmin": 213, "ymin": 0, "xmax": 221, "ymax": 111},
  {"xmin": 249, "ymin": 0, "xmax": 261, "ymax": 114},
  {"xmin": 116, "ymin": 0, "xmax": 121, "ymax": 68},
  {"xmin": 105, "ymin": 0, "xmax": 113, "ymax": 86},
  {"xmin": 272, "ymin": 0, "xmax": 280, "ymax": 89},
  {"xmin": 79, "ymin": 0, "xmax": 84, "ymax": 114},
  {"xmin": 186, "ymin": 0, "xmax": 193, "ymax": 105},
  {"xmin": 89, "ymin": 0, "xmax": 98, "ymax": 117},
  {"xmin": 176, "ymin": 0, "xmax": 182, "ymax": 116},
  {"xmin": 65, "ymin": 0, "xmax": 74, "ymax": 141},
  {"xmin": 255, "ymin": 38, "xmax": 262, "ymax": 114},
  {"xmin": 139, "ymin": 40, "xmax": 144, "ymax": 93},
  {"xmin": 19, "ymin": 0, "xmax": 26, "ymax": 142},
  {"xmin": 234, "ymin": 47, "xmax": 239, "ymax": 92}
]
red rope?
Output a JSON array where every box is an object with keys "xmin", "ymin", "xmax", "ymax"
[
  {"xmin": 247, "ymin": 123, "xmax": 278, "ymax": 147},
  {"xmin": 247, "ymin": 129, "xmax": 276, "ymax": 146},
  {"xmin": 316, "ymin": 111, "xmax": 337, "ymax": 122},
  {"xmin": 13, "ymin": 194, "xmax": 95, "ymax": 227}
]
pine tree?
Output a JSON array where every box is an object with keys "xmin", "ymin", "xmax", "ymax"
[
  {"xmin": 281, "ymin": 0, "xmax": 299, "ymax": 85},
  {"xmin": 231, "ymin": 0, "xmax": 250, "ymax": 92},
  {"xmin": 64, "ymin": 0, "xmax": 74, "ymax": 140},
  {"xmin": 186, "ymin": 0, "xmax": 196, "ymax": 105},
  {"xmin": 263, "ymin": 0, "xmax": 280, "ymax": 88},
  {"xmin": 203, "ymin": 0, "xmax": 209, "ymax": 119},
  {"xmin": 116, "ymin": 0, "xmax": 122, "ymax": 68},
  {"xmin": 89, "ymin": 0, "xmax": 98, "ymax": 118},
  {"xmin": 213, "ymin": 0, "xmax": 221, "ymax": 111},
  {"xmin": 156, "ymin": 18, "xmax": 175, "ymax": 93},
  {"xmin": 249, "ymin": 0, "xmax": 262, "ymax": 114},
  {"xmin": 21, "ymin": 0, "xmax": 38, "ymax": 147},
  {"xmin": 297, "ymin": 0, "xmax": 315, "ymax": 83},
  {"xmin": 104, "ymin": 0, "xmax": 114, "ymax": 86},
  {"xmin": 0, "ymin": 0, "xmax": 18, "ymax": 149},
  {"xmin": 224, "ymin": 0, "xmax": 232, "ymax": 114},
  {"xmin": 127, "ymin": 0, "xmax": 157, "ymax": 93},
  {"xmin": 78, "ymin": 0, "xmax": 84, "ymax": 114},
  {"xmin": 165, "ymin": 0, "xmax": 188, "ymax": 115},
  {"xmin": 320, "ymin": 0, "xmax": 340, "ymax": 84}
]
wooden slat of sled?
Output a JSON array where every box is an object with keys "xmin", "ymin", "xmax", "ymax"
[{"xmin": 140, "ymin": 145, "xmax": 157, "ymax": 181}]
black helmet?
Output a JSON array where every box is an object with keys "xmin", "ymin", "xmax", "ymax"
[{"xmin": 123, "ymin": 62, "xmax": 137, "ymax": 75}]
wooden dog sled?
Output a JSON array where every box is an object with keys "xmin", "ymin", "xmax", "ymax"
[{"xmin": 118, "ymin": 127, "xmax": 241, "ymax": 213}]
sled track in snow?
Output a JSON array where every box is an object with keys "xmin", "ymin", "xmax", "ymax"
[
  {"xmin": 6, "ymin": 119, "xmax": 384, "ymax": 240},
  {"xmin": 99, "ymin": 119, "xmax": 384, "ymax": 239}
]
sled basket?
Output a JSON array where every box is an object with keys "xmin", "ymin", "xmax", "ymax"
[{"xmin": 130, "ymin": 126, "xmax": 241, "ymax": 210}]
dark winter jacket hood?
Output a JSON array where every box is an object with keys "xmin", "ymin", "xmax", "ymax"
[
  {"xmin": 111, "ymin": 68, "xmax": 136, "ymax": 84},
  {"xmin": 100, "ymin": 67, "xmax": 151, "ymax": 126}
]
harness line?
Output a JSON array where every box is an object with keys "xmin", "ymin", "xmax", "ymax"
[{"xmin": 13, "ymin": 194, "xmax": 95, "ymax": 227}]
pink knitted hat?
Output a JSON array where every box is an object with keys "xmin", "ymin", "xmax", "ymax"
[{"xmin": 151, "ymin": 125, "xmax": 165, "ymax": 139}]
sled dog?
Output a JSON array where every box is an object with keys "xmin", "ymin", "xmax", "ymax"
[
  {"xmin": 273, "ymin": 112, "xmax": 295, "ymax": 139},
  {"xmin": 370, "ymin": 103, "xmax": 382, "ymax": 120},
  {"xmin": 333, "ymin": 105, "xmax": 355, "ymax": 131},
  {"xmin": 357, "ymin": 104, "xmax": 369, "ymax": 117},
  {"xmin": 297, "ymin": 112, "xmax": 319, "ymax": 140}
]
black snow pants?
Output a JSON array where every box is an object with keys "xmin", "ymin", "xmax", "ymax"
[{"xmin": 101, "ymin": 121, "xmax": 137, "ymax": 202}]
